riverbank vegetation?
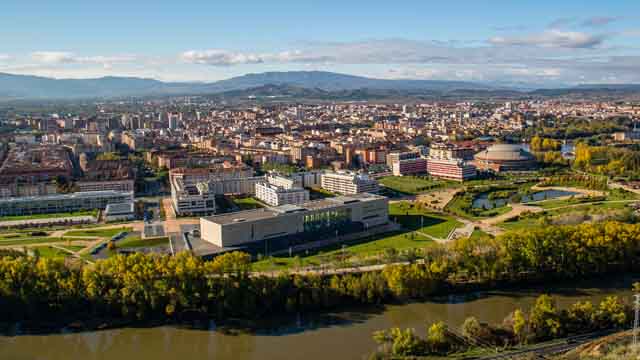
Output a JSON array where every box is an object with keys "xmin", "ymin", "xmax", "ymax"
[
  {"xmin": 1, "ymin": 220, "xmax": 640, "ymax": 330},
  {"xmin": 370, "ymin": 294, "xmax": 630, "ymax": 359}
]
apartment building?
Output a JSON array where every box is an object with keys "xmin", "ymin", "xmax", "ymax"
[
  {"xmin": 169, "ymin": 165, "xmax": 264, "ymax": 216},
  {"xmin": 392, "ymin": 157, "xmax": 428, "ymax": 176},
  {"xmin": 76, "ymin": 179, "xmax": 135, "ymax": 193},
  {"xmin": 255, "ymin": 182, "xmax": 309, "ymax": 206},
  {"xmin": 426, "ymin": 158, "xmax": 477, "ymax": 181},
  {"xmin": 320, "ymin": 171, "xmax": 379, "ymax": 195}
]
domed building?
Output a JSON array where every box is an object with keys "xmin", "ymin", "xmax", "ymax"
[{"xmin": 473, "ymin": 144, "xmax": 537, "ymax": 172}]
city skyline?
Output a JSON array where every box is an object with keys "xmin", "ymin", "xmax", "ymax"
[{"xmin": 1, "ymin": 0, "xmax": 640, "ymax": 85}]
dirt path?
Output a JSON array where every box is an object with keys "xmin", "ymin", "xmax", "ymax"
[{"xmin": 530, "ymin": 185, "xmax": 606, "ymax": 198}]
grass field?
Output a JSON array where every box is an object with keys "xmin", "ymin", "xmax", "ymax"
[
  {"xmin": 252, "ymin": 231, "xmax": 435, "ymax": 272},
  {"xmin": 0, "ymin": 237, "xmax": 88, "ymax": 246},
  {"xmin": 232, "ymin": 197, "xmax": 266, "ymax": 210},
  {"xmin": 64, "ymin": 227, "xmax": 131, "ymax": 238},
  {"xmin": 379, "ymin": 176, "xmax": 452, "ymax": 195},
  {"xmin": 499, "ymin": 201, "xmax": 631, "ymax": 231},
  {"xmin": 390, "ymin": 201, "xmax": 462, "ymax": 238},
  {"xmin": 117, "ymin": 236, "xmax": 169, "ymax": 249},
  {"xmin": 58, "ymin": 245, "xmax": 85, "ymax": 252},
  {"xmin": 251, "ymin": 201, "xmax": 462, "ymax": 272},
  {"xmin": 0, "ymin": 210, "xmax": 98, "ymax": 222},
  {"xmin": 32, "ymin": 246, "xmax": 71, "ymax": 259}
]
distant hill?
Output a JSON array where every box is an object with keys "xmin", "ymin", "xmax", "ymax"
[
  {"xmin": 0, "ymin": 71, "xmax": 497, "ymax": 100},
  {"xmin": 0, "ymin": 70, "xmax": 639, "ymax": 101}
]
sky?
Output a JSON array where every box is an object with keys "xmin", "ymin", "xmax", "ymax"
[{"xmin": 1, "ymin": 0, "xmax": 639, "ymax": 86}]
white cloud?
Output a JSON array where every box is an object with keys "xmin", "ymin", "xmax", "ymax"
[
  {"xmin": 489, "ymin": 30, "xmax": 608, "ymax": 48},
  {"xmin": 31, "ymin": 51, "xmax": 137, "ymax": 66},
  {"xmin": 581, "ymin": 16, "xmax": 621, "ymax": 28},
  {"xmin": 180, "ymin": 49, "xmax": 327, "ymax": 66}
]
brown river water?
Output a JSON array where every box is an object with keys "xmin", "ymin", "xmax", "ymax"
[{"xmin": 1, "ymin": 275, "xmax": 636, "ymax": 360}]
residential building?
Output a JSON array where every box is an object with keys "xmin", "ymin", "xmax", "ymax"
[
  {"xmin": 320, "ymin": 171, "xmax": 379, "ymax": 195},
  {"xmin": 255, "ymin": 182, "xmax": 309, "ymax": 207},
  {"xmin": 426, "ymin": 158, "xmax": 476, "ymax": 181},
  {"xmin": 391, "ymin": 157, "xmax": 428, "ymax": 176}
]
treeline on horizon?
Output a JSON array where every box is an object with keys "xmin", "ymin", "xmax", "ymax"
[{"xmin": 1, "ymin": 220, "xmax": 640, "ymax": 325}]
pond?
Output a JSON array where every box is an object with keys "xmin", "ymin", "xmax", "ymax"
[{"xmin": 472, "ymin": 189, "xmax": 578, "ymax": 209}]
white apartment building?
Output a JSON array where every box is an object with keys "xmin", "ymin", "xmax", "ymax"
[
  {"xmin": 255, "ymin": 182, "xmax": 309, "ymax": 206},
  {"xmin": 169, "ymin": 166, "xmax": 264, "ymax": 216},
  {"xmin": 76, "ymin": 179, "xmax": 135, "ymax": 193},
  {"xmin": 320, "ymin": 171, "xmax": 379, "ymax": 195}
]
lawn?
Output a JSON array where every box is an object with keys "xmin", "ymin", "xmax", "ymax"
[
  {"xmin": 499, "ymin": 202, "xmax": 631, "ymax": 231},
  {"xmin": 0, "ymin": 210, "xmax": 98, "ymax": 222},
  {"xmin": 58, "ymin": 245, "xmax": 85, "ymax": 252},
  {"xmin": 390, "ymin": 201, "xmax": 462, "ymax": 238},
  {"xmin": 32, "ymin": 246, "xmax": 71, "ymax": 259},
  {"xmin": 468, "ymin": 229, "xmax": 491, "ymax": 241},
  {"xmin": 232, "ymin": 197, "xmax": 266, "ymax": 210},
  {"xmin": 252, "ymin": 231, "xmax": 435, "ymax": 272},
  {"xmin": 117, "ymin": 236, "xmax": 169, "ymax": 249},
  {"xmin": 64, "ymin": 227, "xmax": 132, "ymax": 238},
  {"xmin": 0, "ymin": 237, "xmax": 87, "ymax": 246},
  {"xmin": 379, "ymin": 176, "xmax": 451, "ymax": 195}
]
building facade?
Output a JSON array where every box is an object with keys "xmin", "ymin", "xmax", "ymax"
[
  {"xmin": 201, "ymin": 193, "xmax": 389, "ymax": 248},
  {"xmin": 255, "ymin": 182, "xmax": 309, "ymax": 207},
  {"xmin": 0, "ymin": 191, "xmax": 133, "ymax": 217},
  {"xmin": 320, "ymin": 171, "xmax": 379, "ymax": 195},
  {"xmin": 426, "ymin": 158, "xmax": 477, "ymax": 181},
  {"xmin": 391, "ymin": 157, "xmax": 428, "ymax": 176}
]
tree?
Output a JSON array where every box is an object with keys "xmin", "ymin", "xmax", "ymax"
[
  {"xmin": 594, "ymin": 296, "xmax": 627, "ymax": 329},
  {"xmin": 513, "ymin": 309, "xmax": 528, "ymax": 343},
  {"xmin": 427, "ymin": 321, "xmax": 449, "ymax": 354},
  {"xmin": 461, "ymin": 316, "xmax": 482, "ymax": 340},
  {"xmin": 528, "ymin": 295, "xmax": 562, "ymax": 340}
]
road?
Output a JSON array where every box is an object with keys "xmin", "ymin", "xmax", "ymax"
[{"xmin": 478, "ymin": 330, "xmax": 620, "ymax": 360}]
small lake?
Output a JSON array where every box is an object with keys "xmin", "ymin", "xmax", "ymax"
[{"xmin": 472, "ymin": 189, "xmax": 578, "ymax": 209}]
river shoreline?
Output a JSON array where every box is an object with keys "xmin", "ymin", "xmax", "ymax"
[{"xmin": 2, "ymin": 271, "xmax": 637, "ymax": 338}]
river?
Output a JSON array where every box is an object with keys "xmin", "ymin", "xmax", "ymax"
[{"xmin": 1, "ymin": 275, "xmax": 636, "ymax": 360}]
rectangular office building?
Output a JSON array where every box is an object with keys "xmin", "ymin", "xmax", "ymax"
[
  {"xmin": 0, "ymin": 191, "xmax": 134, "ymax": 217},
  {"xmin": 201, "ymin": 193, "xmax": 388, "ymax": 248}
]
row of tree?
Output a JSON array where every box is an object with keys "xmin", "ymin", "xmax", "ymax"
[
  {"xmin": 539, "ymin": 173, "xmax": 608, "ymax": 190},
  {"xmin": 1, "ymin": 220, "xmax": 640, "ymax": 326},
  {"xmin": 530, "ymin": 136, "xmax": 561, "ymax": 152},
  {"xmin": 371, "ymin": 294, "xmax": 631, "ymax": 358},
  {"xmin": 574, "ymin": 143, "xmax": 640, "ymax": 178}
]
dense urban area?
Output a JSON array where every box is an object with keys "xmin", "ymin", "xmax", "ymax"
[{"xmin": 2, "ymin": 94, "xmax": 640, "ymax": 359}]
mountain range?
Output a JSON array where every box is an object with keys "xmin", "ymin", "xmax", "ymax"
[{"xmin": 0, "ymin": 71, "xmax": 638, "ymax": 101}]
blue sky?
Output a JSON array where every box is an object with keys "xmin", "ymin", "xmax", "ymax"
[{"xmin": 1, "ymin": 0, "xmax": 639, "ymax": 85}]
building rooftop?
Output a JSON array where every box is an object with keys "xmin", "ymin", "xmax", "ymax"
[
  {"xmin": 474, "ymin": 144, "xmax": 535, "ymax": 162},
  {"xmin": 105, "ymin": 201, "xmax": 134, "ymax": 215},
  {"xmin": 0, "ymin": 190, "xmax": 133, "ymax": 204},
  {"xmin": 203, "ymin": 193, "xmax": 385, "ymax": 225}
]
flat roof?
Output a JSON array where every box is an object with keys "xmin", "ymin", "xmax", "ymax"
[
  {"xmin": 202, "ymin": 193, "xmax": 386, "ymax": 225},
  {"xmin": 105, "ymin": 201, "xmax": 134, "ymax": 215},
  {"xmin": 0, "ymin": 190, "xmax": 133, "ymax": 204}
]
